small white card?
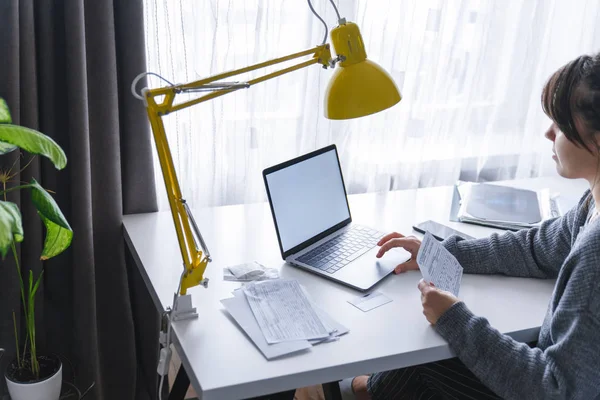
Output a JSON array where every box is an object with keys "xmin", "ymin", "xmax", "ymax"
[
  {"xmin": 416, "ymin": 232, "xmax": 463, "ymax": 296},
  {"xmin": 348, "ymin": 291, "xmax": 393, "ymax": 312}
]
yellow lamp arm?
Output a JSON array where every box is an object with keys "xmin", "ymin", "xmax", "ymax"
[{"xmin": 142, "ymin": 44, "xmax": 333, "ymax": 296}]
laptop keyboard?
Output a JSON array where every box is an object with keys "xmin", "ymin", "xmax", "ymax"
[{"xmin": 296, "ymin": 225, "xmax": 385, "ymax": 274}]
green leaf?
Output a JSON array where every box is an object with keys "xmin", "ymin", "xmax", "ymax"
[
  {"xmin": 29, "ymin": 179, "xmax": 72, "ymax": 259},
  {"xmin": 0, "ymin": 141, "xmax": 17, "ymax": 155},
  {"xmin": 0, "ymin": 124, "xmax": 66, "ymax": 169},
  {"xmin": 0, "ymin": 99, "xmax": 26, "ymax": 154},
  {"xmin": 38, "ymin": 213, "xmax": 73, "ymax": 260},
  {"xmin": 31, "ymin": 270, "xmax": 44, "ymax": 299},
  {"xmin": 1, "ymin": 202, "xmax": 24, "ymax": 243},
  {"xmin": 0, "ymin": 98, "xmax": 12, "ymax": 124},
  {"xmin": 30, "ymin": 179, "xmax": 69, "ymax": 229},
  {"xmin": 0, "ymin": 201, "xmax": 24, "ymax": 258}
]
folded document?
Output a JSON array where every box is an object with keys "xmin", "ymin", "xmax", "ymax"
[
  {"xmin": 417, "ymin": 232, "xmax": 463, "ymax": 296},
  {"xmin": 223, "ymin": 261, "xmax": 279, "ymax": 282}
]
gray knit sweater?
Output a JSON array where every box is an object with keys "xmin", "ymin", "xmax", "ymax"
[{"xmin": 438, "ymin": 189, "xmax": 600, "ymax": 400}]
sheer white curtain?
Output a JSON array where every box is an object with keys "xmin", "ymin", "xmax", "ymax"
[{"xmin": 143, "ymin": 0, "xmax": 600, "ymax": 210}]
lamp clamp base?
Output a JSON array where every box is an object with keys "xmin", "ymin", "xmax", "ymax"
[{"xmin": 172, "ymin": 294, "xmax": 199, "ymax": 321}]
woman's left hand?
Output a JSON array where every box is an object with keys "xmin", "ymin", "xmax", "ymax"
[{"xmin": 418, "ymin": 279, "xmax": 460, "ymax": 325}]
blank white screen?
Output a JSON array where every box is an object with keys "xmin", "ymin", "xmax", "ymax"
[{"xmin": 266, "ymin": 149, "xmax": 350, "ymax": 253}]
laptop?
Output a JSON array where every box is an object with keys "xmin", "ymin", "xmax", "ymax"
[{"xmin": 263, "ymin": 144, "xmax": 411, "ymax": 291}]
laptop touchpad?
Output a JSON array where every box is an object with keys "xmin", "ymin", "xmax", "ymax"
[{"xmin": 335, "ymin": 247, "xmax": 411, "ymax": 290}]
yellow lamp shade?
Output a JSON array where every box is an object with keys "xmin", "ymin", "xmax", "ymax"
[{"xmin": 324, "ymin": 22, "xmax": 402, "ymax": 120}]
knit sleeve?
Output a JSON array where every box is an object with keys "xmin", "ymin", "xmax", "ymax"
[
  {"xmin": 441, "ymin": 192, "xmax": 587, "ymax": 278},
  {"xmin": 435, "ymin": 302, "xmax": 600, "ymax": 400},
  {"xmin": 435, "ymin": 228, "xmax": 600, "ymax": 400}
]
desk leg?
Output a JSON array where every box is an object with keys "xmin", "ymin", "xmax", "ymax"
[
  {"xmin": 168, "ymin": 366, "xmax": 190, "ymax": 400},
  {"xmin": 322, "ymin": 382, "xmax": 342, "ymax": 400}
]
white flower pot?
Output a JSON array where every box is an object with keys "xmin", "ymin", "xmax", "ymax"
[{"xmin": 5, "ymin": 360, "xmax": 62, "ymax": 400}]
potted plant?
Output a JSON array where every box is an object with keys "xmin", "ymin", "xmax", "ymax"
[{"xmin": 0, "ymin": 97, "xmax": 73, "ymax": 400}]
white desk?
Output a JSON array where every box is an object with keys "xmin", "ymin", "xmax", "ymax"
[{"xmin": 123, "ymin": 176, "xmax": 587, "ymax": 400}]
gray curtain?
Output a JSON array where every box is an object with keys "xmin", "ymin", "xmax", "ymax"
[{"xmin": 0, "ymin": 1, "xmax": 158, "ymax": 399}]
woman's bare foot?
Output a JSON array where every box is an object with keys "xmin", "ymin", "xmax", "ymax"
[{"xmin": 351, "ymin": 375, "xmax": 371, "ymax": 400}]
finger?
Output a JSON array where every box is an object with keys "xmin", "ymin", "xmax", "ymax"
[
  {"xmin": 377, "ymin": 232, "xmax": 404, "ymax": 246},
  {"xmin": 393, "ymin": 259, "xmax": 418, "ymax": 274},
  {"xmin": 417, "ymin": 278, "xmax": 436, "ymax": 289},
  {"xmin": 377, "ymin": 237, "xmax": 417, "ymax": 258},
  {"xmin": 422, "ymin": 309, "xmax": 433, "ymax": 324},
  {"xmin": 417, "ymin": 279, "xmax": 434, "ymax": 294}
]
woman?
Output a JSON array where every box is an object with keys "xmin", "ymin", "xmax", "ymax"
[{"xmin": 351, "ymin": 52, "xmax": 600, "ymax": 399}]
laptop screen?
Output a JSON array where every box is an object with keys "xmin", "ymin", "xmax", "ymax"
[{"xmin": 263, "ymin": 145, "xmax": 351, "ymax": 256}]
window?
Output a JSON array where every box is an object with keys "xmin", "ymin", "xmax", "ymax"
[{"xmin": 143, "ymin": 0, "xmax": 600, "ymax": 209}]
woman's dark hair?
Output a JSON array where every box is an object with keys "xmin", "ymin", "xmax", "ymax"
[{"xmin": 542, "ymin": 53, "xmax": 600, "ymax": 152}]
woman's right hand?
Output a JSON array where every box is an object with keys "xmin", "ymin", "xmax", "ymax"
[{"xmin": 376, "ymin": 232, "xmax": 422, "ymax": 274}]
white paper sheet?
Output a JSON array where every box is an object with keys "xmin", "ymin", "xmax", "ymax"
[
  {"xmin": 308, "ymin": 305, "xmax": 349, "ymax": 344},
  {"xmin": 243, "ymin": 280, "xmax": 333, "ymax": 343},
  {"xmin": 416, "ymin": 232, "xmax": 463, "ymax": 296},
  {"xmin": 348, "ymin": 291, "xmax": 393, "ymax": 312},
  {"xmin": 221, "ymin": 294, "xmax": 311, "ymax": 360}
]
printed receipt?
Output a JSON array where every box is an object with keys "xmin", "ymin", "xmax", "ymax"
[
  {"xmin": 243, "ymin": 279, "xmax": 332, "ymax": 344},
  {"xmin": 416, "ymin": 232, "xmax": 463, "ymax": 296}
]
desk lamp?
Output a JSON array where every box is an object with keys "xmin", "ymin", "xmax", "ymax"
[{"xmin": 132, "ymin": 0, "xmax": 401, "ymax": 321}]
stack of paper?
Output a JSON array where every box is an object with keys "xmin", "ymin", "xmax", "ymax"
[
  {"xmin": 455, "ymin": 181, "xmax": 560, "ymax": 231},
  {"xmin": 221, "ymin": 279, "xmax": 349, "ymax": 360}
]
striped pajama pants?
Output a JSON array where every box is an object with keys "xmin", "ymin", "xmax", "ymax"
[{"xmin": 367, "ymin": 358, "xmax": 502, "ymax": 400}]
